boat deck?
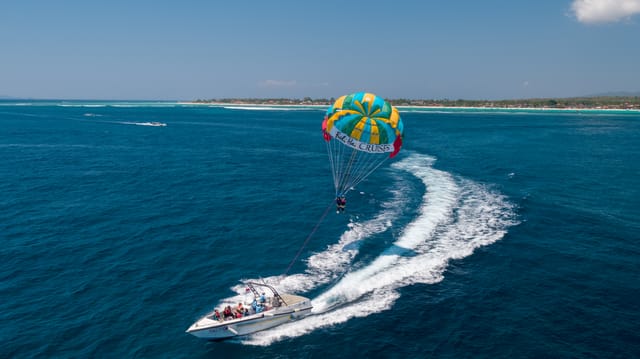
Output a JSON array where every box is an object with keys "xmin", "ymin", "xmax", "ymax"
[{"xmin": 279, "ymin": 293, "xmax": 308, "ymax": 306}]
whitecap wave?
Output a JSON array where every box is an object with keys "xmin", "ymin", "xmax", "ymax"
[
  {"xmin": 110, "ymin": 104, "xmax": 177, "ymax": 108},
  {"xmin": 58, "ymin": 104, "xmax": 107, "ymax": 108},
  {"xmin": 0, "ymin": 102, "xmax": 33, "ymax": 106}
]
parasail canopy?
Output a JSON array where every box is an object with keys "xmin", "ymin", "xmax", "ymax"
[{"xmin": 322, "ymin": 92, "xmax": 404, "ymax": 198}]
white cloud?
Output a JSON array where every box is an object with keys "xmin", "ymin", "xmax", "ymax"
[
  {"xmin": 259, "ymin": 79, "xmax": 297, "ymax": 87},
  {"xmin": 571, "ymin": 0, "xmax": 640, "ymax": 24}
]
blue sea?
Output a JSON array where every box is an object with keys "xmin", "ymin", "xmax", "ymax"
[{"xmin": 1, "ymin": 101, "xmax": 639, "ymax": 358}]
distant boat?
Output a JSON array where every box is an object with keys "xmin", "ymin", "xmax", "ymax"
[
  {"xmin": 186, "ymin": 281, "xmax": 312, "ymax": 341},
  {"xmin": 136, "ymin": 122, "xmax": 166, "ymax": 127}
]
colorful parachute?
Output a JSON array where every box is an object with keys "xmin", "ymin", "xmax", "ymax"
[{"xmin": 322, "ymin": 92, "xmax": 404, "ymax": 198}]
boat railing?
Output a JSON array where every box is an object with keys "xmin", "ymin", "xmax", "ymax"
[{"xmin": 245, "ymin": 281, "xmax": 288, "ymax": 306}]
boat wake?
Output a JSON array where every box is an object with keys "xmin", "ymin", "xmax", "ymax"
[
  {"xmin": 222, "ymin": 153, "xmax": 518, "ymax": 345},
  {"xmin": 119, "ymin": 121, "xmax": 167, "ymax": 127}
]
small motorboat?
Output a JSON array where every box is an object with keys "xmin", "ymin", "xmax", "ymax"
[{"xmin": 186, "ymin": 281, "xmax": 312, "ymax": 341}]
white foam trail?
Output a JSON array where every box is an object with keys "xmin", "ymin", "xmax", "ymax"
[
  {"xmin": 218, "ymin": 153, "xmax": 517, "ymax": 345},
  {"xmin": 241, "ymin": 289, "xmax": 400, "ymax": 345},
  {"xmin": 311, "ymin": 155, "xmax": 459, "ymax": 312}
]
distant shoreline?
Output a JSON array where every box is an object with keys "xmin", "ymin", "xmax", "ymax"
[
  {"xmin": 187, "ymin": 95, "xmax": 640, "ymax": 111},
  {"xmin": 179, "ymin": 101, "xmax": 640, "ymax": 113},
  {"xmin": 2, "ymin": 99, "xmax": 638, "ymax": 113}
]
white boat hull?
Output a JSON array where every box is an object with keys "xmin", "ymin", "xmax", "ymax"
[
  {"xmin": 187, "ymin": 290, "xmax": 312, "ymax": 341},
  {"xmin": 188, "ymin": 307, "xmax": 311, "ymax": 340}
]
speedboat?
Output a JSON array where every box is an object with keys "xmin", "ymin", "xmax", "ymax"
[{"xmin": 186, "ymin": 281, "xmax": 312, "ymax": 341}]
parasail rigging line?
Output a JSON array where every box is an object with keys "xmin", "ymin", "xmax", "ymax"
[{"xmin": 326, "ymin": 138, "xmax": 391, "ymax": 197}]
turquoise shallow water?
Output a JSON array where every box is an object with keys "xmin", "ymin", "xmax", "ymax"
[{"xmin": 1, "ymin": 101, "xmax": 639, "ymax": 358}]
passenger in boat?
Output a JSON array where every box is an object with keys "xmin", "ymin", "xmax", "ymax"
[
  {"xmin": 251, "ymin": 298, "xmax": 258, "ymax": 312},
  {"xmin": 235, "ymin": 303, "xmax": 244, "ymax": 317},
  {"xmin": 223, "ymin": 306, "xmax": 234, "ymax": 320},
  {"xmin": 244, "ymin": 308, "xmax": 250, "ymax": 317},
  {"xmin": 213, "ymin": 309, "xmax": 222, "ymax": 321},
  {"xmin": 260, "ymin": 293, "xmax": 266, "ymax": 304}
]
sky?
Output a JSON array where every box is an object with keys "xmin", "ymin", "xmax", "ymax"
[{"xmin": 1, "ymin": 0, "xmax": 639, "ymax": 100}]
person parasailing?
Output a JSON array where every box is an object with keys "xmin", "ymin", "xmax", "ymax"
[
  {"xmin": 335, "ymin": 195, "xmax": 346, "ymax": 213},
  {"xmin": 322, "ymin": 92, "xmax": 404, "ymax": 212}
]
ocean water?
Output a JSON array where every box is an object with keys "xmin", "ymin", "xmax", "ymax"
[{"xmin": 1, "ymin": 101, "xmax": 639, "ymax": 358}]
